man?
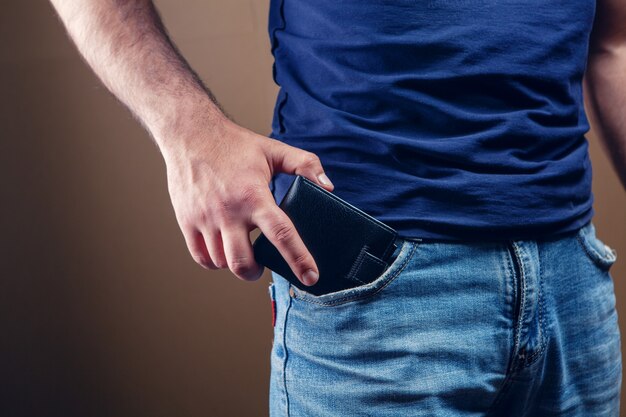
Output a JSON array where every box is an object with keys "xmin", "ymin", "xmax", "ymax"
[{"xmin": 50, "ymin": 0, "xmax": 624, "ymax": 415}]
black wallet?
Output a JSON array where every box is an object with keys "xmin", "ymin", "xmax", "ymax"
[{"xmin": 252, "ymin": 175, "xmax": 400, "ymax": 296}]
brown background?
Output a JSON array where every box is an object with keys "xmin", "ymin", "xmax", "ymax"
[{"xmin": 1, "ymin": 1, "xmax": 624, "ymax": 416}]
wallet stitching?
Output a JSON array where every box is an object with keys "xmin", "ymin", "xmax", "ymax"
[
  {"xmin": 345, "ymin": 245, "xmax": 387, "ymax": 284},
  {"xmin": 349, "ymin": 251, "xmax": 387, "ymax": 284},
  {"xmin": 346, "ymin": 249, "xmax": 387, "ymax": 284},
  {"xmin": 300, "ymin": 178, "xmax": 398, "ymax": 262},
  {"xmin": 293, "ymin": 240, "xmax": 418, "ymax": 307},
  {"xmin": 345, "ymin": 247, "xmax": 368, "ymax": 284}
]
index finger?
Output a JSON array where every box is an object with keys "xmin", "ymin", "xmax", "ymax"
[{"xmin": 251, "ymin": 198, "xmax": 319, "ymax": 286}]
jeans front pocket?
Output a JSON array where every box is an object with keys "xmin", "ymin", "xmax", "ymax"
[
  {"xmin": 576, "ymin": 221, "xmax": 618, "ymax": 271},
  {"xmin": 286, "ymin": 238, "xmax": 420, "ymax": 307}
]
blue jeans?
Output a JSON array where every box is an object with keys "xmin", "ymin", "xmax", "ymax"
[{"xmin": 268, "ymin": 221, "xmax": 621, "ymax": 416}]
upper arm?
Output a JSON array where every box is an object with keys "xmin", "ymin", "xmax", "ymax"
[{"xmin": 589, "ymin": 0, "xmax": 626, "ymax": 54}]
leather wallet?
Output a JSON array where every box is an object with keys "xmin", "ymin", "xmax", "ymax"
[{"xmin": 252, "ymin": 175, "xmax": 400, "ymax": 296}]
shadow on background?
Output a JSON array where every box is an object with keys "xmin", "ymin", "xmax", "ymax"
[{"xmin": 0, "ymin": 1, "xmax": 624, "ymax": 416}]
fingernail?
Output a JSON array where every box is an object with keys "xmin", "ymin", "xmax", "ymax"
[
  {"xmin": 302, "ymin": 269, "xmax": 319, "ymax": 286},
  {"xmin": 317, "ymin": 173, "xmax": 333, "ymax": 187}
]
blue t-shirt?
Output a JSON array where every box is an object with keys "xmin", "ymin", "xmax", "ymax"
[{"xmin": 267, "ymin": 0, "xmax": 596, "ymax": 241}]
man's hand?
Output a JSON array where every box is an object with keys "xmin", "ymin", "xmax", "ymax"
[
  {"xmin": 49, "ymin": 0, "xmax": 332, "ymax": 285},
  {"xmin": 164, "ymin": 117, "xmax": 333, "ymax": 285}
]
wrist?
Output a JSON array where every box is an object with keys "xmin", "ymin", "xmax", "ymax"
[{"xmin": 150, "ymin": 93, "xmax": 232, "ymax": 162}]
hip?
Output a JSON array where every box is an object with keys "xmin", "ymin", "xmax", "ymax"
[{"xmin": 268, "ymin": 220, "xmax": 621, "ymax": 416}]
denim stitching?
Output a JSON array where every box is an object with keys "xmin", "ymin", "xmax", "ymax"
[
  {"xmin": 488, "ymin": 242, "xmax": 527, "ymax": 412},
  {"xmin": 293, "ymin": 241, "xmax": 417, "ymax": 307},
  {"xmin": 485, "ymin": 242, "xmax": 521, "ymax": 414},
  {"xmin": 576, "ymin": 232, "xmax": 615, "ymax": 270},
  {"xmin": 510, "ymin": 241, "xmax": 527, "ymax": 373},
  {"xmin": 282, "ymin": 287, "xmax": 293, "ymax": 416},
  {"xmin": 524, "ymin": 248, "xmax": 548, "ymax": 367},
  {"xmin": 292, "ymin": 241, "xmax": 418, "ymax": 307},
  {"xmin": 504, "ymin": 242, "xmax": 519, "ymax": 365}
]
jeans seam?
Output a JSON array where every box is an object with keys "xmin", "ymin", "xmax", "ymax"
[
  {"xmin": 524, "ymin": 257, "xmax": 547, "ymax": 366},
  {"xmin": 510, "ymin": 242, "xmax": 527, "ymax": 373},
  {"xmin": 486, "ymin": 241, "xmax": 525, "ymax": 414},
  {"xmin": 282, "ymin": 291, "xmax": 293, "ymax": 416},
  {"xmin": 511, "ymin": 242, "xmax": 548, "ymax": 369}
]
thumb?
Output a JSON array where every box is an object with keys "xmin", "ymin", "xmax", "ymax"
[{"xmin": 268, "ymin": 141, "xmax": 334, "ymax": 191}]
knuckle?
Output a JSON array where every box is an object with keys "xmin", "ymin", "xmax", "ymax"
[
  {"xmin": 196, "ymin": 210, "xmax": 212, "ymax": 225},
  {"xmin": 239, "ymin": 184, "xmax": 264, "ymax": 205},
  {"xmin": 214, "ymin": 198, "xmax": 232, "ymax": 217},
  {"xmin": 213, "ymin": 200, "xmax": 238, "ymax": 224},
  {"xmin": 254, "ymin": 204, "xmax": 279, "ymax": 225},
  {"xmin": 186, "ymin": 207, "xmax": 213, "ymax": 227},
  {"xmin": 213, "ymin": 185, "xmax": 265, "ymax": 222},
  {"xmin": 179, "ymin": 213, "xmax": 201, "ymax": 232},
  {"xmin": 270, "ymin": 221, "xmax": 295, "ymax": 243},
  {"xmin": 292, "ymin": 251, "xmax": 310, "ymax": 269},
  {"xmin": 191, "ymin": 252, "xmax": 213, "ymax": 269},
  {"xmin": 229, "ymin": 256, "xmax": 253, "ymax": 276},
  {"xmin": 302, "ymin": 152, "xmax": 321, "ymax": 168},
  {"xmin": 176, "ymin": 213, "xmax": 193, "ymax": 228},
  {"xmin": 189, "ymin": 249, "xmax": 204, "ymax": 262}
]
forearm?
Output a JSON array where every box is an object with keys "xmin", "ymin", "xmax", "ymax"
[
  {"xmin": 583, "ymin": 46, "xmax": 626, "ymax": 189},
  {"xmin": 49, "ymin": 0, "xmax": 228, "ymax": 157}
]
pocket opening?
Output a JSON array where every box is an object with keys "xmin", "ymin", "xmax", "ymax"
[
  {"xmin": 288, "ymin": 238, "xmax": 419, "ymax": 306},
  {"xmin": 576, "ymin": 221, "xmax": 618, "ymax": 270}
]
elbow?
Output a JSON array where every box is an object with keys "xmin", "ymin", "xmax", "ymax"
[
  {"xmin": 588, "ymin": 37, "xmax": 626, "ymax": 59},
  {"xmin": 586, "ymin": 40, "xmax": 626, "ymax": 80}
]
